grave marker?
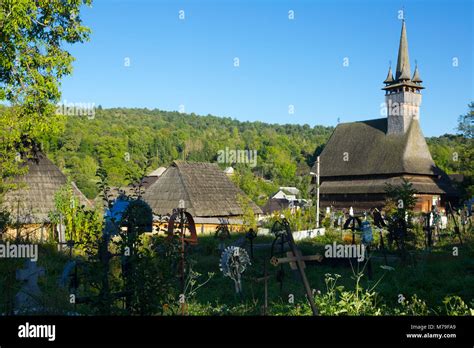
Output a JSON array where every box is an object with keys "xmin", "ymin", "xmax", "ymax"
[{"xmin": 15, "ymin": 260, "xmax": 45, "ymax": 310}]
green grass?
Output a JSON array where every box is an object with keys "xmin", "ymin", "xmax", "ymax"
[
  {"xmin": 186, "ymin": 230, "xmax": 474, "ymax": 315},
  {"xmin": 1, "ymin": 227, "xmax": 472, "ymax": 315}
]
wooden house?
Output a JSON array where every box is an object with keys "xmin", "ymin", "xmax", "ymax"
[
  {"xmin": 1, "ymin": 152, "xmax": 91, "ymax": 241},
  {"xmin": 142, "ymin": 161, "xmax": 262, "ymax": 233}
]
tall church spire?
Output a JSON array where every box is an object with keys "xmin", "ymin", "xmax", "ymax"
[
  {"xmin": 395, "ymin": 20, "xmax": 411, "ymax": 81},
  {"xmin": 382, "ymin": 20, "xmax": 424, "ymax": 135}
]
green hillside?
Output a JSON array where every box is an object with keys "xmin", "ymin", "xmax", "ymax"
[
  {"xmin": 39, "ymin": 108, "xmax": 332, "ymax": 204},
  {"xmin": 30, "ymin": 106, "xmax": 472, "ymax": 203}
]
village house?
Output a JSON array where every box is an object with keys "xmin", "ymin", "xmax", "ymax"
[
  {"xmin": 142, "ymin": 161, "xmax": 262, "ymax": 233},
  {"xmin": 1, "ymin": 152, "xmax": 91, "ymax": 241},
  {"xmin": 312, "ymin": 20, "xmax": 458, "ymax": 213},
  {"xmin": 262, "ymin": 187, "xmax": 311, "ymax": 215}
]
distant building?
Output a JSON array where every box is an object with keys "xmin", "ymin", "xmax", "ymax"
[
  {"xmin": 140, "ymin": 166, "xmax": 167, "ymax": 190},
  {"xmin": 262, "ymin": 187, "xmax": 310, "ymax": 215},
  {"xmin": 311, "ymin": 21, "xmax": 457, "ymax": 213},
  {"xmin": 142, "ymin": 161, "xmax": 262, "ymax": 233},
  {"xmin": 1, "ymin": 152, "xmax": 91, "ymax": 241},
  {"xmin": 272, "ymin": 187, "xmax": 299, "ymax": 201}
]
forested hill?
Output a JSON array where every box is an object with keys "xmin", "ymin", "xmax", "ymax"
[
  {"xmin": 40, "ymin": 107, "xmax": 334, "ymax": 203},
  {"xmin": 33, "ymin": 107, "xmax": 471, "ymax": 203}
]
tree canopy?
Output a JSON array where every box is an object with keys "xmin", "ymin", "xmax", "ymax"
[
  {"xmin": 39, "ymin": 107, "xmax": 334, "ymax": 202},
  {"xmin": 0, "ymin": 0, "xmax": 91, "ymax": 195}
]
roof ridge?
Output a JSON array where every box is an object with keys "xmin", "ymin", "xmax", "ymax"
[
  {"xmin": 336, "ymin": 117, "xmax": 385, "ymax": 125},
  {"xmin": 174, "ymin": 163, "xmax": 194, "ymax": 211},
  {"xmin": 402, "ymin": 119, "xmax": 436, "ymax": 173}
]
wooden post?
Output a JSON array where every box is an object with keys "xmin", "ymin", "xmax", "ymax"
[{"xmin": 316, "ymin": 156, "xmax": 320, "ymax": 229}]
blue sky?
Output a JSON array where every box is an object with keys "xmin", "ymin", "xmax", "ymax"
[{"xmin": 60, "ymin": 0, "xmax": 473, "ymax": 136}]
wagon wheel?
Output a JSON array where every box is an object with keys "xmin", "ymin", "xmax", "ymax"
[{"xmin": 167, "ymin": 209, "xmax": 198, "ymax": 245}]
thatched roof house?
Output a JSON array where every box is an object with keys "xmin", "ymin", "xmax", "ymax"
[
  {"xmin": 311, "ymin": 21, "xmax": 457, "ymax": 213},
  {"xmin": 1, "ymin": 152, "xmax": 90, "ymax": 225},
  {"xmin": 142, "ymin": 161, "xmax": 262, "ymax": 232}
]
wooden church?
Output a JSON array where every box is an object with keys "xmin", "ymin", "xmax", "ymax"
[{"xmin": 313, "ymin": 20, "xmax": 458, "ymax": 213}]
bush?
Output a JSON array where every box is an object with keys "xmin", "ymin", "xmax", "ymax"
[
  {"xmin": 393, "ymin": 294, "xmax": 430, "ymax": 315},
  {"xmin": 315, "ymin": 273, "xmax": 385, "ymax": 316},
  {"xmin": 442, "ymin": 296, "xmax": 472, "ymax": 316}
]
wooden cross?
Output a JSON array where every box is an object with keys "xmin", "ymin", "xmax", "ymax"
[
  {"xmin": 268, "ymin": 219, "xmax": 320, "ymax": 315},
  {"xmin": 270, "ymin": 251, "xmax": 323, "ymax": 270},
  {"xmin": 272, "ymin": 224, "xmax": 320, "ymax": 315}
]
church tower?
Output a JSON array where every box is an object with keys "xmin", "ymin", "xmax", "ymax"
[{"xmin": 382, "ymin": 20, "xmax": 424, "ymax": 134}]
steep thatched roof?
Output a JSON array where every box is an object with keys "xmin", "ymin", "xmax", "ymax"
[
  {"xmin": 1, "ymin": 153, "xmax": 91, "ymax": 223},
  {"xmin": 142, "ymin": 161, "xmax": 262, "ymax": 217},
  {"xmin": 314, "ymin": 118, "xmax": 438, "ymax": 177}
]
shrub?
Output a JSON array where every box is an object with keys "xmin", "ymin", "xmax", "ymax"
[{"xmin": 442, "ymin": 296, "xmax": 472, "ymax": 316}]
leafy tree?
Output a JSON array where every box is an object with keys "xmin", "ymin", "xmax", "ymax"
[
  {"xmin": 0, "ymin": 0, "xmax": 92, "ymax": 196},
  {"xmin": 49, "ymin": 182, "xmax": 102, "ymax": 248},
  {"xmin": 426, "ymin": 102, "xmax": 473, "ymax": 199},
  {"xmin": 384, "ymin": 179, "xmax": 418, "ymax": 252},
  {"xmin": 457, "ymin": 102, "xmax": 473, "ymax": 139},
  {"xmin": 456, "ymin": 102, "xmax": 474, "ymax": 197},
  {"xmin": 237, "ymin": 194, "xmax": 257, "ymax": 231}
]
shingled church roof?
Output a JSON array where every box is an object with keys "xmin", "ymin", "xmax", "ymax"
[
  {"xmin": 142, "ymin": 161, "xmax": 262, "ymax": 217},
  {"xmin": 313, "ymin": 118, "xmax": 439, "ymax": 177},
  {"xmin": 1, "ymin": 153, "xmax": 91, "ymax": 223}
]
